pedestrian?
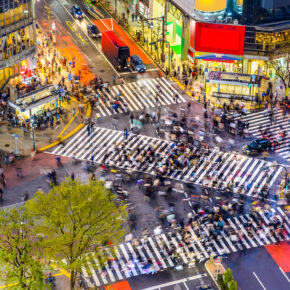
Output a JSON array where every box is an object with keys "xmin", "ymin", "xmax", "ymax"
[
  {"xmin": 90, "ymin": 154, "xmax": 94, "ymax": 165},
  {"xmin": 187, "ymin": 102, "xmax": 191, "ymax": 113},
  {"xmin": 131, "ymin": 13, "xmax": 134, "ymax": 22},
  {"xmin": 130, "ymin": 114, "xmax": 134, "ymax": 125},
  {"xmin": 71, "ymin": 171, "xmax": 75, "ymax": 181},
  {"xmin": 124, "ymin": 128, "xmax": 128, "ymax": 140},
  {"xmin": 0, "ymin": 188, "xmax": 3, "ymax": 202},
  {"xmin": 72, "ymin": 108, "xmax": 76, "ymax": 116}
]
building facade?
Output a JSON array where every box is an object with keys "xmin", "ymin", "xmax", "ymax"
[{"xmin": 0, "ymin": 0, "xmax": 37, "ymax": 89}]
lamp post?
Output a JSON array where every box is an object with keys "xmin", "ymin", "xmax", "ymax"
[
  {"xmin": 145, "ymin": 16, "xmax": 165, "ymax": 63},
  {"xmin": 150, "ymin": 21, "xmax": 154, "ymax": 52}
]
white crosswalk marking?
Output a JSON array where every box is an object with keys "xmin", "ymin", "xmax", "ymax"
[
  {"xmin": 235, "ymin": 108, "xmax": 290, "ymax": 161},
  {"xmin": 78, "ymin": 209, "xmax": 289, "ymax": 287},
  {"xmin": 49, "ymin": 127, "xmax": 283, "ymax": 198},
  {"xmin": 94, "ymin": 77, "xmax": 187, "ymax": 116}
]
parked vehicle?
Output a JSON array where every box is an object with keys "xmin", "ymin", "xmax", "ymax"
[
  {"xmin": 87, "ymin": 24, "xmax": 101, "ymax": 38},
  {"xmin": 242, "ymin": 138, "xmax": 271, "ymax": 155},
  {"xmin": 70, "ymin": 5, "xmax": 83, "ymax": 19},
  {"xmin": 130, "ymin": 54, "xmax": 146, "ymax": 72},
  {"xmin": 102, "ymin": 30, "xmax": 130, "ymax": 71}
]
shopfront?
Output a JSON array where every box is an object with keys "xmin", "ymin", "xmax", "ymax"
[
  {"xmin": 188, "ymin": 21, "xmax": 246, "ymax": 73},
  {"xmin": 8, "ymin": 85, "xmax": 61, "ymax": 119},
  {"xmin": 206, "ymin": 71, "xmax": 261, "ymax": 101}
]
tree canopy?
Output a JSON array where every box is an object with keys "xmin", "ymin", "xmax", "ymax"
[
  {"xmin": 0, "ymin": 208, "xmax": 44, "ymax": 289},
  {"xmin": 25, "ymin": 179, "xmax": 128, "ymax": 289}
]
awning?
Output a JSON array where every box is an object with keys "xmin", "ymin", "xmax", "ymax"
[{"xmin": 195, "ymin": 54, "xmax": 242, "ymax": 62}]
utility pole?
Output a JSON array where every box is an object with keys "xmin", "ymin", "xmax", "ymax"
[
  {"xmin": 162, "ymin": 15, "xmax": 165, "ymax": 65},
  {"xmin": 44, "ymin": 3, "xmax": 53, "ymax": 41}
]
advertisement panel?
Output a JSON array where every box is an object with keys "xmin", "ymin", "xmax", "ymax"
[
  {"xmin": 195, "ymin": 22, "xmax": 245, "ymax": 55},
  {"xmin": 195, "ymin": 0, "xmax": 226, "ymax": 12}
]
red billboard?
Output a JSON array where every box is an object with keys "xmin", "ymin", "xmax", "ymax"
[{"xmin": 195, "ymin": 22, "xmax": 245, "ymax": 55}]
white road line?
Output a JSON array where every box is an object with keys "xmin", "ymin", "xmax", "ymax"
[
  {"xmin": 253, "ymin": 272, "xmax": 267, "ymax": 290},
  {"xmin": 279, "ymin": 267, "xmax": 290, "ymax": 284}
]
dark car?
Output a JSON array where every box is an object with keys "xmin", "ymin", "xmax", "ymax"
[
  {"xmin": 242, "ymin": 138, "xmax": 271, "ymax": 155},
  {"xmin": 130, "ymin": 55, "xmax": 146, "ymax": 72},
  {"xmin": 196, "ymin": 286, "xmax": 214, "ymax": 290},
  {"xmin": 70, "ymin": 5, "xmax": 83, "ymax": 19},
  {"xmin": 87, "ymin": 24, "xmax": 101, "ymax": 38}
]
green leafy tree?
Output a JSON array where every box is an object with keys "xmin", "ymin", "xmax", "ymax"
[
  {"xmin": 228, "ymin": 280, "xmax": 238, "ymax": 290},
  {"xmin": 223, "ymin": 268, "xmax": 233, "ymax": 286},
  {"xmin": 0, "ymin": 208, "xmax": 44, "ymax": 289},
  {"xmin": 25, "ymin": 179, "xmax": 128, "ymax": 289}
]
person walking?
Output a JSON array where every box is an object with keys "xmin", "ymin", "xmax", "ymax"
[
  {"xmin": 87, "ymin": 125, "xmax": 91, "ymax": 136},
  {"xmin": 71, "ymin": 171, "xmax": 75, "ymax": 181},
  {"xmin": 124, "ymin": 128, "xmax": 128, "ymax": 140},
  {"xmin": 187, "ymin": 102, "xmax": 191, "ymax": 113}
]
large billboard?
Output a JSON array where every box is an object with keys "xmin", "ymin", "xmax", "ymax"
[
  {"xmin": 195, "ymin": 22, "xmax": 245, "ymax": 55},
  {"xmin": 195, "ymin": 0, "xmax": 227, "ymax": 12}
]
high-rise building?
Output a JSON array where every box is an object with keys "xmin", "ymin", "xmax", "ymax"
[
  {"xmin": 0, "ymin": 0, "xmax": 37, "ymax": 89},
  {"xmin": 242, "ymin": 0, "xmax": 290, "ymax": 25}
]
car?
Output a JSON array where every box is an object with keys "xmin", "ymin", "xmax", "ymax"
[
  {"xmin": 130, "ymin": 55, "xmax": 146, "ymax": 72},
  {"xmin": 87, "ymin": 24, "xmax": 101, "ymax": 38},
  {"xmin": 242, "ymin": 138, "xmax": 271, "ymax": 155},
  {"xmin": 196, "ymin": 286, "xmax": 214, "ymax": 290},
  {"xmin": 70, "ymin": 5, "xmax": 83, "ymax": 19}
]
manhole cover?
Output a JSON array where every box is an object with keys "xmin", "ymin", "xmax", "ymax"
[{"xmin": 4, "ymin": 144, "xmax": 9, "ymax": 147}]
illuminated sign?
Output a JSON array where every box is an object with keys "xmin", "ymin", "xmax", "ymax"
[
  {"xmin": 195, "ymin": 0, "xmax": 227, "ymax": 12},
  {"xmin": 195, "ymin": 22, "xmax": 245, "ymax": 55}
]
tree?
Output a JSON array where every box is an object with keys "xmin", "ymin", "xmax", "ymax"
[
  {"xmin": 228, "ymin": 280, "xmax": 238, "ymax": 290},
  {"xmin": 269, "ymin": 55, "xmax": 290, "ymax": 91},
  {"xmin": 25, "ymin": 179, "xmax": 128, "ymax": 289},
  {"xmin": 223, "ymin": 268, "xmax": 233, "ymax": 285},
  {"xmin": 0, "ymin": 208, "xmax": 44, "ymax": 289}
]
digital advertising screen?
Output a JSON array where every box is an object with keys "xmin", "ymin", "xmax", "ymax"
[
  {"xmin": 194, "ymin": 22, "xmax": 245, "ymax": 55},
  {"xmin": 195, "ymin": 0, "xmax": 227, "ymax": 12}
]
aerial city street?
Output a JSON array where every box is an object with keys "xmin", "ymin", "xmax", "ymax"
[{"xmin": 0, "ymin": 0, "xmax": 289, "ymax": 289}]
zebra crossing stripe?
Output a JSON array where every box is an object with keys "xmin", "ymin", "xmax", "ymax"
[
  {"xmin": 93, "ymin": 78, "xmax": 187, "ymax": 117},
  {"xmin": 77, "ymin": 210, "xmax": 289, "ymax": 287}
]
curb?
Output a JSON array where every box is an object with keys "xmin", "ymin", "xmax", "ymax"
[
  {"xmin": 204, "ymin": 260, "xmax": 226, "ymax": 290},
  {"xmin": 38, "ymin": 103, "xmax": 91, "ymax": 152}
]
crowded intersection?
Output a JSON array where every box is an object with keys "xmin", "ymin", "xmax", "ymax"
[{"xmin": 0, "ymin": 0, "xmax": 289, "ymax": 289}]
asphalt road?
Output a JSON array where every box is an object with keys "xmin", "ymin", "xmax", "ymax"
[{"xmin": 224, "ymin": 246, "xmax": 290, "ymax": 290}]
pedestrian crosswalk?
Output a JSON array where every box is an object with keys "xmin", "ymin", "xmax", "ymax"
[
  {"xmin": 49, "ymin": 127, "xmax": 282, "ymax": 197},
  {"xmin": 236, "ymin": 108, "xmax": 289, "ymax": 161},
  {"xmin": 79, "ymin": 208, "xmax": 289, "ymax": 287},
  {"xmin": 94, "ymin": 77, "xmax": 187, "ymax": 116}
]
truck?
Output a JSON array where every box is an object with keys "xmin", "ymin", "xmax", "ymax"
[{"xmin": 102, "ymin": 30, "xmax": 130, "ymax": 71}]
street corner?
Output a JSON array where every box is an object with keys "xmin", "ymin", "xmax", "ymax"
[
  {"xmin": 2, "ymin": 153, "xmax": 72, "ymax": 189},
  {"xmin": 265, "ymin": 241, "xmax": 290, "ymax": 273}
]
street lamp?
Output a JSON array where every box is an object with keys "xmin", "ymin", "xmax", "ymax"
[{"xmin": 149, "ymin": 21, "xmax": 154, "ymax": 53}]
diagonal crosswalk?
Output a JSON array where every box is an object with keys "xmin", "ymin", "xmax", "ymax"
[
  {"xmin": 236, "ymin": 108, "xmax": 290, "ymax": 161},
  {"xmin": 79, "ymin": 208, "xmax": 290, "ymax": 287},
  {"xmin": 94, "ymin": 77, "xmax": 187, "ymax": 116},
  {"xmin": 49, "ymin": 127, "xmax": 282, "ymax": 198}
]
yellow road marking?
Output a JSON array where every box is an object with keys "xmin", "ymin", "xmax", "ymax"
[
  {"xmin": 77, "ymin": 33, "xmax": 87, "ymax": 45},
  {"xmin": 66, "ymin": 21, "xmax": 75, "ymax": 32},
  {"xmin": 58, "ymin": 109, "xmax": 80, "ymax": 138}
]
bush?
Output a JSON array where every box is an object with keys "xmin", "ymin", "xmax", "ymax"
[
  {"xmin": 228, "ymin": 280, "xmax": 238, "ymax": 290},
  {"xmin": 217, "ymin": 274, "xmax": 228, "ymax": 290},
  {"xmin": 223, "ymin": 268, "xmax": 233, "ymax": 285}
]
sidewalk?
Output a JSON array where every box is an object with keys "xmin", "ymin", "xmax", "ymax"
[
  {"xmin": 205, "ymin": 259, "xmax": 226, "ymax": 289},
  {"xmin": 1, "ymin": 25, "xmax": 93, "ymax": 156}
]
